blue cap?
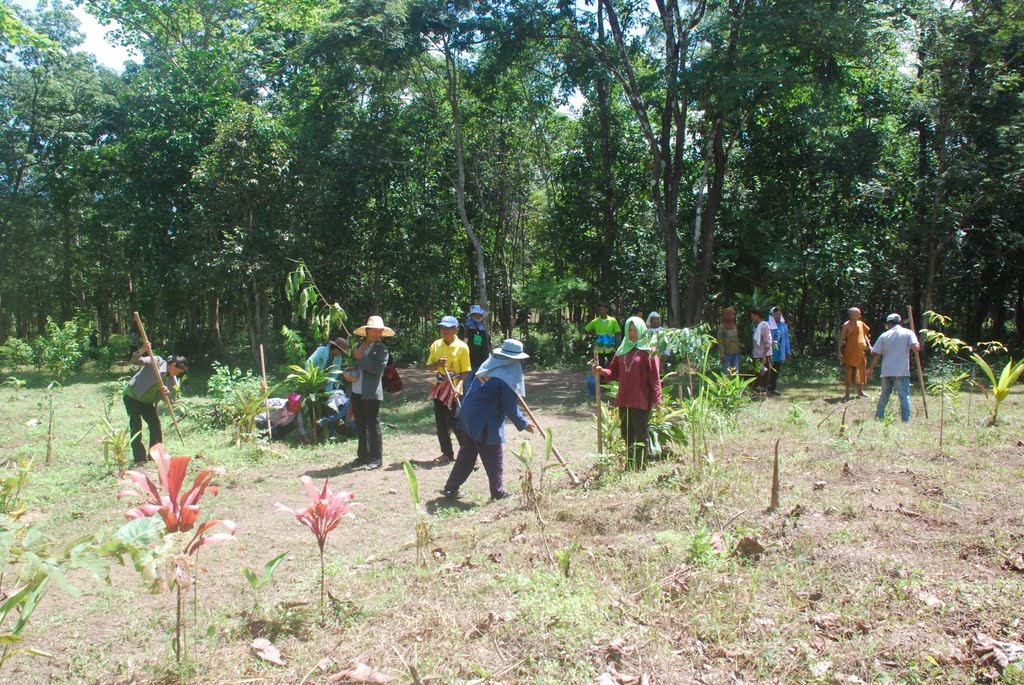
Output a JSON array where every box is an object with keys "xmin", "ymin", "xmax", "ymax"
[
  {"xmin": 468, "ymin": 304, "xmax": 487, "ymax": 317},
  {"xmin": 437, "ymin": 315, "xmax": 459, "ymax": 329}
]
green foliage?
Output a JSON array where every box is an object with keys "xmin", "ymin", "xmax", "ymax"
[
  {"xmin": 402, "ymin": 461, "xmax": 429, "ymax": 569},
  {"xmin": 285, "ymin": 262, "xmax": 348, "ymax": 343},
  {"xmin": 0, "ymin": 457, "xmax": 32, "ymax": 515},
  {"xmin": 207, "ymin": 362, "xmax": 263, "ymax": 402},
  {"xmin": 0, "ymin": 338, "xmax": 34, "ymax": 370},
  {"xmin": 98, "ymin": 417, "xmax": 139, "ymax": 476},
  {"xmin": 554, "ymin": 541, "xmax": 579, "ymax": 579},
  {"xmin": 94, "ymin": 334, "xmax": 129, "ymax": 372},
  {"xmin": 242, "ymin": 552, "xmax": 288, "ymax": 613},
  {"xmin": 36, "ymin": 318, "xmax": 87, "ymax": 381},
  {"xmin": 280, "ymin": 326, "xmax": 308, "ymax": 368},
  {"xmin": 224, "ymin": 386, "xmax": 269, "ymax": 446},
  {"xmin": 970, "ymin": 355, "xmax": 1024, "ymax": 425}
]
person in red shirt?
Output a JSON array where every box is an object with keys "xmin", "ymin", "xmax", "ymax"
[{"xmin": 592, "ymin": 316, "xmax": 662, "ymax": 469}]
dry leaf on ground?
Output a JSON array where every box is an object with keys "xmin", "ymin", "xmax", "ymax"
[
  {"xmin": 733, "ymin": 537, "xmax": 765, "ymax": 559},
  {"xmin": 970, "ymin": 633, "xmax": 1024, "ymax": 678},
  {"xmin": 327, "ymin": 661, "xmax": 393, "ymax": 684},
  {"xmin": 250, "ymin": 638, "xmax": 285, "ymax": 666},
  {"xmin": 1002, "ymin": 549, "xmax": 1024, "ymax": 574}
]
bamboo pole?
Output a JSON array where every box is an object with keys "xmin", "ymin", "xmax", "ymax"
[
  {"xmin": 593, "ymin": 348, "xmax": 602, "ymax": 455},
  {"xmin": 132, "ymin": 311, "xmax": 185, "ymax": 446},
  {"xmin": 515, "ymin": 392, "xmax": 581, "ymax": 486},
  {"xmin": 259, "ymin": 344, "xmax": 272, "ymax": 443},
  {"xmin": 906, "ymin": 305, "xmax": 929, "ymax": 418}
]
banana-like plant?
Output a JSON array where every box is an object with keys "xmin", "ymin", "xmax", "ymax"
[
  {"xmin": 970, "ymin": 354, "xmax": 1024, "ymax": 425},
  {"xmin": 286, "ymin": 362, "xmax": 339, "ymax": 442}
]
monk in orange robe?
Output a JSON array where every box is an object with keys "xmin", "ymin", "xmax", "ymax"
[{"xmin": 837, "ymin": 307, "xmax": 872, "ymax": 400}]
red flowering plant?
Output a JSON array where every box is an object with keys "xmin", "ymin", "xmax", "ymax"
[
  {"xmin": 275, "ymin": 476, "xmax": 357, "ymax": 611},
  {"xmin": 116, "ymin": 444, "xmax": 236, "ymax": 662}
]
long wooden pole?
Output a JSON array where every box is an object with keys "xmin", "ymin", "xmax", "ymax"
[
  {"xmin": 514, "ymin": 392, "xmax": 581, "ymax": 486},
  {"xmin": 906, "ymin": 305, "xmax": 929, "ymax": 418},
  {"xmin": 132, "ymin": 311, "xmax": 185, "ymax": 446},
  {"xmin": 259, "ymin": 344, "xmax": 272, "ymax": 444},
  {"xmin": 593, "ymin": 348, "xmax": 602, "ymax": 455},
  {"xmin": 440, "ymin": 360, "xmax": 462, "ymax": 410}
]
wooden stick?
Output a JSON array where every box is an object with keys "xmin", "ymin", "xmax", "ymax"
[
  {"xmin": 593, "ymin": 347, "xmax": 602, "ymax": 455},
  {"xmin": 132, "ymin": 311, "xmax": 185, "ymax": 446},
  {"xmin": 906, "ymin": 305, "xmax": 929, "ymax": 418},
  {"xmin": 514, "ymin": 392, "xmax": 581, "ymax": 486},
  {"xmin": 440, "ymin": 360, "xmax": 462, "ymax": 410},
  {"xmin": 259, "ymin": 344, "xmax": 272, "ymax": 444}
]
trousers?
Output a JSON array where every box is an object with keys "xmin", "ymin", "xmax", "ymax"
[
  {"xmin": 124, "ymin": 395, "xmax": 161, "ymax": 463},
  {"xmin": 443, "ymin": 433, "xmax": 506, "ymax": 499}
]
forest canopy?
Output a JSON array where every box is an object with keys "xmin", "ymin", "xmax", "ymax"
[{"xmin": 2, "ymin": 0, "xmax": 1022, "ymax": 365}]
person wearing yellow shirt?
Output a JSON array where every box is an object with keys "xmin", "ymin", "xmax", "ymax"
[
  {"xmin": 584, "ymin": 303, "xmax": 622, "ymax": 367},
  {"xmin": 427, "ymin": 315, "xmax": 471, "ymax": 464}
]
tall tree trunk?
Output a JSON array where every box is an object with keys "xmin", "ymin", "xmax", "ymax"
[
  {"xmin": 685, "ymin": 116, "xmax": 725, "ymax": 325},
  {"xmin": 596, "ymin": 0, "xmax": 616, "ymax": 300},
  {"xmin": 445, "ymin": 45, "xmax": 488, "ymax": 312},
  {"xmin": 209, "ymin": 293, "xmax": 225, "ymax": 358}
]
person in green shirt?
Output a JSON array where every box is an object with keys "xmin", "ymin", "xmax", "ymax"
[
  {"xmin": 122, "ymin": 342, "xmax": 188, "ymax": 464},
  {"xmin": 584, "ymin": 303, "xmax": 622, "ymax": 367}
]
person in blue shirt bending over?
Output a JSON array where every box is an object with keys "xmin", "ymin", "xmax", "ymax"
[{"xmin": 439, "ymin": 339, "xmax": 535, "ymax": 501}]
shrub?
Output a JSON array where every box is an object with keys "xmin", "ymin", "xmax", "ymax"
[
  {"xmin": 0, "ymin": 338, "xmax": 34, "ymax": 370},
  {"xmin": 36, "ymin": 318, "xmax": 87, "ymax": 380},
  {"xmin": 94, "ymin": 334, "xmax": 130, "ymax": 372},
  {"xmin": 207, "ymin": 362, "xmax": 263, "ymax": 402}
]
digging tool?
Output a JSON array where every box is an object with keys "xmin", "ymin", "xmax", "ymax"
[
  {"xmin": 132, "ymin": 311, "xmax": 185, "ymax": 446},
  {"xmin": 906, "ymin": 305, "xmax": 929, "ymax": 419},
  {"xmin": 514, "ymin": 392, "xmax": 581, "ymax": 486},
  {"xmin": 259, "ymin": 344, "xmax": 272, "ymax": 443}
]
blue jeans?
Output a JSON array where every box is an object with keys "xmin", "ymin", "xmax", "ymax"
[
  {"xmin": 876, "ymin": 376, "xmax": 911, "ymax": 422},
  {"xmin": 721, "ymin": 354, "xmax": 740, "ymax": 374}
]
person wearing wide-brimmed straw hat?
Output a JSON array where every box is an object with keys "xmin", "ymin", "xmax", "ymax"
[
  {"xmin": 349, "ymin": 316, "xmax": 394, "ymax": 470},
  {"xmin": 439, "ymin": 339, "xmax": 535, "ymax": 501},
  {"xmin": 306, "ymin": 337, "xmax": 349, "ymax": 392}
]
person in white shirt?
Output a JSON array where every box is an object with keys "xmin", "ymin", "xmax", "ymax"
[
  {"xmin": 749, "ymin": 308, "xmax": 773, "ymax": 393},
  {"xmin": 867, "ymin": 313, "xmax": 921, "ymax": 422}
]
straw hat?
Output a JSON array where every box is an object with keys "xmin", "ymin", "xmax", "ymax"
[{"xmin": 354, "ymin": 315, "xmax": 395, "ymax": 337}]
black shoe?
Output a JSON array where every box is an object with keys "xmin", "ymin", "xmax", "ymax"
[
  {"xmin": 439, "ymin": 488, "xmax": 461, "ymax": 499},
  {"xmin": 491, "ymin": 491, "xmax": 510, "ymax": 501},
  {"xmin": 363, "ymin": 460, "xmax": 382, "ymax": 471},
  {"xmin": 347, "ymin": 456, "xmax": 368, "ymax": 468}
]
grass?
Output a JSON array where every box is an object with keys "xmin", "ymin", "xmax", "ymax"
[{"xmin": 0, "ymin": 361, "xmax": 1022, "ymax": 683}]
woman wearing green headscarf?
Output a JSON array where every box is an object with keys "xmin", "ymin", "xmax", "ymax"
[{"xmin": 593, "ymin": 316, "xmax": 662, "ymax": 468}]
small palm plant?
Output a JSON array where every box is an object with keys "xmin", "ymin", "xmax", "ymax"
[
  {"xmin": 927, "ymin": 373, "xmax": 968, "ymax": 449},
  {"xmin": 98, "ymin": 417, "xmax": 140, "ymax": 476},
  {"xmin": 224, "ymin": 386, "xmax": 269, "ymax": 447},
  {"xmin": 275, "ymin": 477, "xmax": 357, "ymax": 616},
  {"xmin": 286, "ymin": 362, "xmax": 339, "ymax": 442},
  {"xmin": 970, "ymin": 354, "xmax": 1024, "ymax": 425},
  {"xmin": 402, "ymin": 461, "xmax": 429, "ymax": 569}
]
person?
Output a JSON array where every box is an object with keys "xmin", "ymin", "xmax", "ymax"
[
  {"xmin": 427, "ymin": 315, "xmax": 471, "ymax": 464},
  {"xmin": 593, "ymin": 317, "xmax": 662, "ymax": 469},
  {"xmin": 867, "ymin": 313, "xmax": 921, "ymax": 423},
  {"xmin": 716, "ymin": 307, "xmax": 741, "ymax": 374},
  {"xmin": 584, "ymin": 303, "xmax": 621, "ymax": 367},
  {"xmin": 837, "ymin": 307, "xmax": 872, "ymax": 400},
  {"xmin": 317, "ymin": 389, "xmax": 357, "ymax": 438},
  {"xmin": 256, "ymin": 393, "xmax": 309, "ymax": 441},
  {"xmin": 646, "ymin": 311, "xmax": 669, "ymax": 362},
  {"xmin": 630, "ymin": 307, "xmax": 644, "ymax": 320},
  {"xmin": 349, "ymin": 316, "xmax": 393, "ymax": 470},
  {"xmin": 306, "ymin": 337, "xmax": 349, "ymax": 392},
  {"xmin": 750, "ymin": 308, "xmax": 772, "ymax": 393},
  {"xmin": 768, "ymin": 306, "xmax": 791, "ymax": 396},
  {"xmin": 122, "ymin": 343, "xmax": 188, "ymax": 464},
  {"xmin": 440, "ymin": 339, "xmax": 534, "ymax": 500},
  {"xmin": 463, "ymin": 304, "xmax": 491, "ymax": 371}
]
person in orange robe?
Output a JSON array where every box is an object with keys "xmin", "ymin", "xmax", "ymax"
[{"xmin": 837, "ymin": 307, "xmax": 872, "ymax": 400}]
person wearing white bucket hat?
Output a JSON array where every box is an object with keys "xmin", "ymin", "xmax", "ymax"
[
  {"xmin": 440, "ymin": 339, "xmax": 535, "ymax": 500},
  {"xmin": 349, "ymin": 315, "xmax": 394, "ymax": 470}
]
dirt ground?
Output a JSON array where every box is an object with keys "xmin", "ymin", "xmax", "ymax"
[{"xmin": 2, "ymin": 367, "xmax": 1023, "ymax": 684}]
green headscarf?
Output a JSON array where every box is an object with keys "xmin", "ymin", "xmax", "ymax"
[{"xmin": 616, "ymin": 316, "xmax": 648, "ymax": 356}]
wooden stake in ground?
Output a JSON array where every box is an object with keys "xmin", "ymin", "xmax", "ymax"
[
  {"xmin": 768, "ymin": 437, "xmax": 781, "ymax": 512},
  {"xmin": 259, "ymin": 344, "xmax": 272, "ymax": 444},
  {"xmin": 593, "ymin": 347, "xmax": 602, "ymax": 455},
  {"xmin": 906, "ymin": 305, "xmax": 929, "ymax": 418},
  {"xmin": 514, "ymin": 392, "xmax": 581, "ymax": 486},
  {"xmin": 132, "ymin": 311, "xmax": 185, "ymax": 446}
]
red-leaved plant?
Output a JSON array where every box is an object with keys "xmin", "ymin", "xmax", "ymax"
[
  {"xmin": 117, "ymin": 444, "xmax": 237, "ymax": 663},
  {"xmin": 275, "ymin": 476, "xmax": 357, "ymax": 612}
]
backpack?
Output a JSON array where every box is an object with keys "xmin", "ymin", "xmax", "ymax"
[{"xmin": 382, "ymin": 356, "xmax": 403, "ymax": 393}]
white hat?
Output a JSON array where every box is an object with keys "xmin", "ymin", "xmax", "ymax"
[
  {"xmin": 491, "ymin": 338, "xmax": 529, "ymax": 360},
  {"xmin": 354, "ymin": 315, "xmax": 395, "ymax": 337}
]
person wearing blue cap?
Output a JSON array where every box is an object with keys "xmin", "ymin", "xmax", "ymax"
[
  {"xmin": 426, "ymin": 315, "xmax": 471, "ymax": 463},
  {"xmin": 440, "ymin": 339, "xmax": 534, "ymax": 500},
  {"xmin": 463, "ymin": 304, "xmax": 491, "ymax": 371}
]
